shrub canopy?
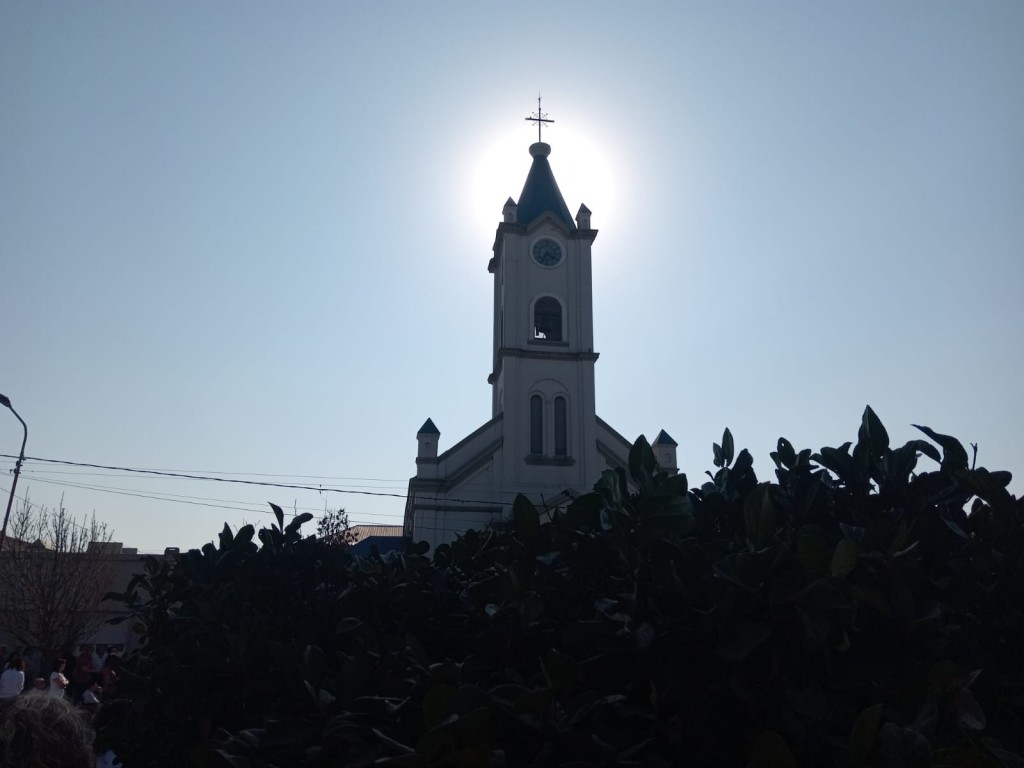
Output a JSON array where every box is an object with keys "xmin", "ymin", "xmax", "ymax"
[{"xmin": 110, "ymin": 407, "xmax": 1024, "ymax": 767}]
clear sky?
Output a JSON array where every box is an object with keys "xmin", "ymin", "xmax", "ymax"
[{"xmin": 2, "ymin": 2, "xmax": 1022, "ymax": 552}]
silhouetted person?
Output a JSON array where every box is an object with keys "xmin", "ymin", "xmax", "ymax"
[
  {"xmin": 71, "ymin": 645, "xmax": 94, "ymax": 700},
  {"xmin": 91, "ymin": 645, "xmax": 108, "ymax": 686},
  {"xmin": 0, "ymin": 656, "xmax": 26, "ymax": 700},
  {"xmin": 49, "ymin": 658, "xmax": 69, "ymax": 699}
]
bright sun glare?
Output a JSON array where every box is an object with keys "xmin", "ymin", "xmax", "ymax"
[{"xmin": 468, "ymin": 125, "xmax": 617, "ymax": 242}]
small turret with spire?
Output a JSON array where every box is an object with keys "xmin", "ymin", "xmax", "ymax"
[
  {"xmin": 653, "ymin": 430, "xmax": 678, "ymax": 475},
  {"xmin": 576, "ymin": 204, "xmax": 592, "ymax": 230},
  {"xmin": 503, "ymin": 197, "xmax": 517, "ymax": 224},
  {"xmin": 417, "ymin": 418, "xmax": 439, "ymax": 460}
]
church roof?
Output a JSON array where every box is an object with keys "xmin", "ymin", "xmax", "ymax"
[
  {"xmin": 515, "ymin": 143, "xmax": 576, "ymax": 230},
  {"xmin": 418, "ymin": 418, "xmax": 440, "ymax": 435},
  {"xmin": 653, "ymin": 429, "xmax": 677, "ymax": 446}
]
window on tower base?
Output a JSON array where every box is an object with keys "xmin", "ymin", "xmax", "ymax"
[
  {"xmin": 530, "ymin": 395, "xmax": 544, "ymax": 455},
  {"xmin": 554, "ymin": 396, "xmax": 568, "ymax": 456}
]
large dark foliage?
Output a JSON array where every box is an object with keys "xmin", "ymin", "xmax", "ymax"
[{"xmin": 110, "ymin": 408, "xmax": 1024, "ymax": 767}]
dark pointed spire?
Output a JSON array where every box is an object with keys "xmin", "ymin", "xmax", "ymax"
[
  {"xmin": 653, "ymin": 429, "xmax": 677, "ymax": 446},
  {"xmin": 515, "ymin": 143, "xmax": 576, "ymax": 231},
  {"xmin": 418, "ymin": 418, "xmax": 440, "ymax": 435}
]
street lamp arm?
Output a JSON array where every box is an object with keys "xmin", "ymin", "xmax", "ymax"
[{"xmin": 1, "ymin": 394, "xmax": 29, "ymax": 553}]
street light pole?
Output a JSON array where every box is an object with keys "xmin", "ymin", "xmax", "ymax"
[{"xmin": 0, "ymin": 393, "xmax": 28, "ymax": 553}]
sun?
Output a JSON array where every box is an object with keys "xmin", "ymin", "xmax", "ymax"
[{"xmin": 467, "ymin": 124, "xmax": 618, "ymax": 243}]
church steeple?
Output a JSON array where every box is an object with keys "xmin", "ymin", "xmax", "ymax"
[
  {"xmin": 485, "ymin": 129, "xmax": 601, "ymax": 485},
  {"xmin": 515, "ymin": 143, "xmax": 576, "ymax": 230},
  {"xmin": 406, "ymin": 115, "xmax": 654, "ymax": 555}
]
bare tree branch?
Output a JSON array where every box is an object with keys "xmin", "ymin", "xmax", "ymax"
[{"xmin": 0, "ymin": 495, "xmax": 116, "ymax": 656}]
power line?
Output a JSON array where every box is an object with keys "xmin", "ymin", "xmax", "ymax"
[
  {"xmin": 17, "ymin": 468, "xmax": 408, "ymax": 494},
  {"xmin": 0, "ymin": 454, "xmax": 521, "ymax": 508},
  {"xmin": 0, "ymin": 458, "xmax": 540, "ymax": 499},
  {"xmin": 5, "ymin": 480, "xmax": 374, "ymax": 526},
  {"xmin": 23, "ymin": 477, "xmax": 286, "ymax": 516},
  {"xmin": 20, "ymin": 475, "xmax": 407, "ymax": 521},
  {"xmin": 1, "ymin": 454, "xmax": 410, "ymax": 499},
  {"xmin": 16, "ymin": 483, "xmax": 559, "ymax": 550},
  {"xmin": 2, "ymin": 457, "xmax": 406, "ymax": 484},
  {"xmin": 1, "ymin": 482, "xmax": 488, "ymax": 536}
]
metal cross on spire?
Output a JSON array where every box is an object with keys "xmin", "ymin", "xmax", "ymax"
[{"xmin": 525, "ymin": 93, "xmax": 554, "ymax": 143}]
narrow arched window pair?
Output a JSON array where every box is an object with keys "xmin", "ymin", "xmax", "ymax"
[
  {"xmin": 553, "ymin": 397, "xmax": 567, "ymax": 456},
  {"xmin": 530, "ymin": 394, "xmax": 568, "ymax": 456},
  {"xmin": 530, "ymin": 395, "xmax": 544, "ymax": 454},
  {"xmin": 533, "ymin": 297, "xmax": 562, "ymax": 341}
]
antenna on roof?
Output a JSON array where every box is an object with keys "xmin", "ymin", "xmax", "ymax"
[{"xmin": 525, "ymin": 93, "xmax": 554, "ymax": 143}]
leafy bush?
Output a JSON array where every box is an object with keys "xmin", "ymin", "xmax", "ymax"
[{"xmin": 110, "ymin": 408, "xmax": 1024, "ymax": 767}]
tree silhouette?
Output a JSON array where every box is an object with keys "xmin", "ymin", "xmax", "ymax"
[{"xmin": 0, "ymin": 495, "xmax": 115, "ymax": 656}]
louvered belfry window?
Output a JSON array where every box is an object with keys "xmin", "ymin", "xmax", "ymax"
[{"xmin": 533, "ymin": 297, "xmax": 562, "ymax": 341}]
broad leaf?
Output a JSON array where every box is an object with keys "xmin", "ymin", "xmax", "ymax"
[
  {"xmin": 749, "ymin": 730, "xmax": 797, "ymax": 768},
  {"xmin": 743, "ymin": 483, "xmax": 777, "ymax": 550},
  {"xmin": 797, "ymin": 534, "xmax": 830, "ymax": 575},
  {"xmin": 849, "ymin": 704, "xmax": 884, "ymax": 768},
  {"xmin": 269, "ymin": 502, "xmax": 285, "ymax": 530},
  {"xmin": 716, "ymin": 621, "xmax": 772, "ymax": 662},
  {"xmin": 639, "ymin": 493, "xmax": 694, "ymax": 540},
  {"xmin": 774, "ymin": 437, "xmax": 797, "ymax": 469},
  {"xmin": 859, "ymin": 405, "xmax": 890, "ymax": 458},
  {"xmin": 722, "ymin": 428, "xmax": 735, "ymax": 467},
  {"xmin": 831, "ymin": 539, "xmax": 858, "ymax": 578},
  {"xmin": 913, "ymin": 424, "xmax": 969, "ymax": 472},
  {"xmin": 512, "ymin": 494, "xmax": 541, "ymax": 542},
  {"xmin": 628, "ymin": 434, "xmax": 656, "ymax": 491}
]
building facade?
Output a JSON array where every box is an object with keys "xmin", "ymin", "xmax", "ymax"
[
  {"xmin": 405, "ymin": 141, "xmax": 677, "ymax": 552},
  {"xmin": 0, "ymin": 539, "xmax": 157, "ymax": 659}
]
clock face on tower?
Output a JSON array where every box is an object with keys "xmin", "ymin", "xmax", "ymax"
[{"xmin": 532, "ymin": 238, "xmax": 563, "ymax": 267}]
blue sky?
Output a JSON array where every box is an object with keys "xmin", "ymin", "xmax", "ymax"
[{"xmin": 1, "ymin": 2, "xmax": 1022, "ymax": 551}]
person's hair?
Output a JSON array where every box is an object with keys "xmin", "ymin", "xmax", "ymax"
[
  {"xmin": 0, "ymin": 693, "xmax": 94, "ymax": 768},
  {"xmin": 5, "ymin": 655, "xmax": 22, "ymax": 671},
  {"xmin": 52, "ymin": 658, "xmax": 66, "ymax": 673}
]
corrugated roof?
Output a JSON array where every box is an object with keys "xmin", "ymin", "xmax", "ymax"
[{"xmin": 349, "ymin": 524, "xmax": 404, "ymax": 543}]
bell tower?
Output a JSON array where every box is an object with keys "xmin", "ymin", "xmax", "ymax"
[
  {"xmin": 486, "ymin": 140, "xmax": 602, "ymax": 487},
  {"xmin": 405, "ymin": 104, "xmax": 665, "ymax": 553}
]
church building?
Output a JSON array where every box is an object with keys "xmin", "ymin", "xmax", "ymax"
[{"xmin": 404, "ymin": 136, "xmax": 677, "ymax": 552}]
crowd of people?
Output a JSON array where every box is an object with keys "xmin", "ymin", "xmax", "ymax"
[
  {"xmin": 0, "ymin": 644, "xmax": 126, "ymax": 768},
  {"xmin": 0, "ymin": 644, "xmax": 120, "ymax": 703}
]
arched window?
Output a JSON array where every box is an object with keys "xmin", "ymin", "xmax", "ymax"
[
  {"xmin": 554, "ymin": 396, "xmax": 568, "ymax": 456},
  {"xmin": 530, "ymin": 395, "xmax": 544, "ymax": 455},
  {"xmin": 533, "ymin": 297, "xmax": 562, "ymax": 341}
]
